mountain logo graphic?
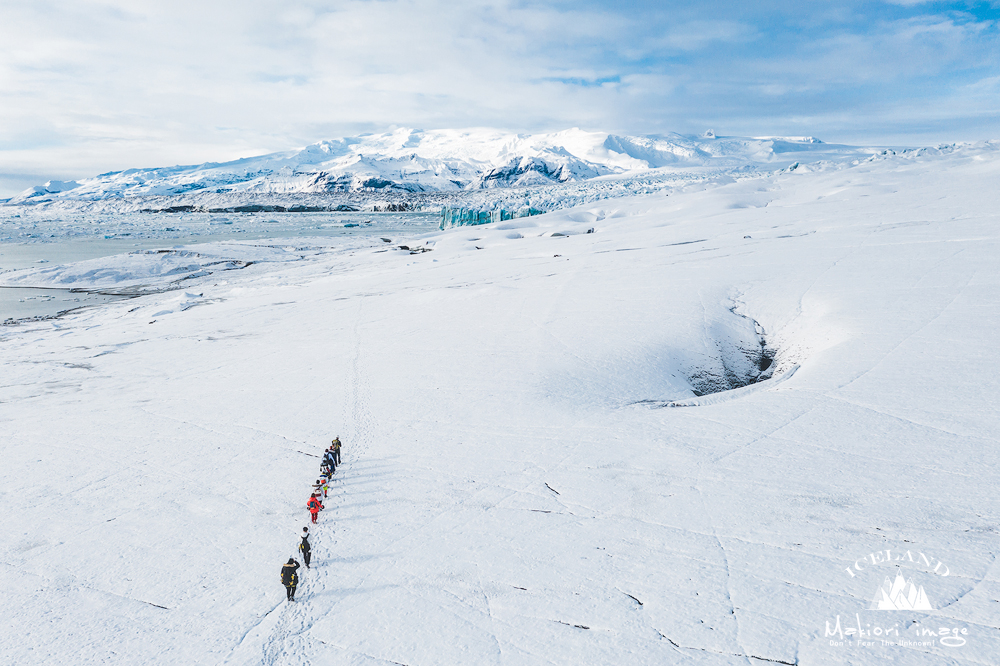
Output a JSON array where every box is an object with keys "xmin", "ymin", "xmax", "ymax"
[{"xmin": 870, "ymin": 571, "xmax": 933, "ymax": 610}]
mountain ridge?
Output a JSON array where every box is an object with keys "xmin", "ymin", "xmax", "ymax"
[{"xmin": 7, "ymin": 128, "xmax": 878, "ymax": 212}]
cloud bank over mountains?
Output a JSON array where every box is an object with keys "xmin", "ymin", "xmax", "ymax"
[{"xmin": 1, "ymin": 1, "xmax": 997, "ymax": 195}]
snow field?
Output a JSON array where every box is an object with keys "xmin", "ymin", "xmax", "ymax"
[{"xmin": 1, "ymin": 146, "xmax": 999, "ymax": 665}]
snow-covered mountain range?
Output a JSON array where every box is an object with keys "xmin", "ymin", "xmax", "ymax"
[{"xmin": 7, "ymin": 128, "xmax": 879, "ymax": 212}]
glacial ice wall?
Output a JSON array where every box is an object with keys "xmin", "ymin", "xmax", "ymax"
[{"xmin": 439, "ymin": 206, "xmax": 546, "ymax": 230}]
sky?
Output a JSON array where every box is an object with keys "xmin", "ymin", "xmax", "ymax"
[{"xmin": 0, "ymin": 0, "xmax": 998, "ymax": 196}]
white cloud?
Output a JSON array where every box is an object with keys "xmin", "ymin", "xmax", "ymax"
[{"xmin": 654, "ymin": 20, "xmax": 758, "ymax": 51}]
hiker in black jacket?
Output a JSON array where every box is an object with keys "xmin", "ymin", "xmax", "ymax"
[
  {"xmin": 281, "ymin": 558, "xmax": 301, "ymax": 601},
  {"xmin": 299, "ymin": 527, "xmax": 312, "ymax": 568}
]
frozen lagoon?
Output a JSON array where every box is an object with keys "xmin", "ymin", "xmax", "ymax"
[
  {"xmin": 0, "ymin": 286, "xmax": 133, "ymax": 323},
  {"xmin": 0, "ymin": 211, "xmax": 437, "ymax": 320}
]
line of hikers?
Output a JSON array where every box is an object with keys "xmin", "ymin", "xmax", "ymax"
[{"xmin": 281, "ymin": 437, "xmax": 343, "ymax": 602}]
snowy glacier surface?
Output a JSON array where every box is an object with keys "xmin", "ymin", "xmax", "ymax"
[{"xmin": 0, "ymin": 144, "xmax": 998, "ymax": 665}]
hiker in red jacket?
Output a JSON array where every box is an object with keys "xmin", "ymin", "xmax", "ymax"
[{"xmin": 307, "ymin": 493, "xmax": 323, "ymax": 524}]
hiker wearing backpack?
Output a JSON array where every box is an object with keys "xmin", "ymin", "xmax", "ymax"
[
  {"xmin": 281, "ymin": 558, "xmax": 300, "ymax": 601},
  {"xmin": 307, "ymin": 493, "xmax": 323, "ymax": 524},
  {"xmin": 299, "ymin": 527, "xmax": 312, "ymax": 568}
]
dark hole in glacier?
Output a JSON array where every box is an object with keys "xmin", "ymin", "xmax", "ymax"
[
  {"xmin": 685, "ymin": 310, "xmax": 779, "ymax": 397},
  {"xmin": 629, "ymin": 304, "xmax": 785, "ymax": 409}
]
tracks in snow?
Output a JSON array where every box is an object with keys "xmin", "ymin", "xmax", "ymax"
[
  {"xmin": 221, "ymin": 297, "xmax": 376, "ymax": 666},
  {"xmin": 346, "ymin": 297, "xmax": 376, "ymax": 460}
]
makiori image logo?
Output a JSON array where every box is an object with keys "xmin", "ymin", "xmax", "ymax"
[{"xmin": 870, "ymin": 570, "xmax": 933, "ymax": 611}]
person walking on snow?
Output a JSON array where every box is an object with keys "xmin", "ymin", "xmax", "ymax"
[
  {"xmin": 332, "ymin": 438, "xmax": 342, "ymax": 465},
  {"xmin": 307, "ymin": 493, "xmax": 323, "ymax": 523},
  {"xmin": 281, "ymin": 558, "xmax": 300, "ymax": 601},
  {"xmin": 299, "ymin": 527, "xmax": 312, "ymax": 568},
  {"xmin": 323, "ymin": 447, "xmax": 337, "ymax": 473}
]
